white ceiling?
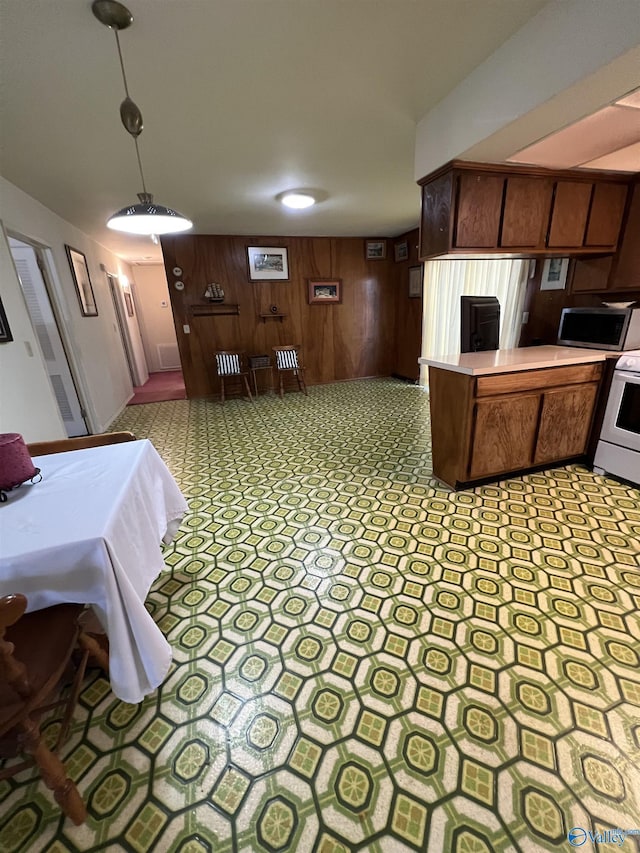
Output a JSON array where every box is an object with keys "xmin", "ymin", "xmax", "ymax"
[{"xmin": 0, "ymin": 0, "xmax": 552, "ymax": 263}]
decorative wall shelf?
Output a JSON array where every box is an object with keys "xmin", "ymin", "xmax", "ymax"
[
  {"xmin": 259, "ymin": 313, "xmax": 287, "ymax": 322},
  {"xmin": 191, "ymin": 304, "xmax": 240, "ymax": 317}
]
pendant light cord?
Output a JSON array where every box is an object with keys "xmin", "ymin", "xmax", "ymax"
[{"xmin": 114, "ymin": 28, "xmax": 148, "ymax": 196}]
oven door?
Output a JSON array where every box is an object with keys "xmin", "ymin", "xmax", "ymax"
[{"xmin": 600, "ymin": 370, "xmax": 640, "ymax": 452}]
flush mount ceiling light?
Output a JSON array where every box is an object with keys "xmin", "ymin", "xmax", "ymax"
[
  {"xmin": 279, "ymin": 192, "xmax": 316, "ymax": 209},
  {"xmin": 92, "ymin": 0, "xmax": 192, "ymax": 236}
]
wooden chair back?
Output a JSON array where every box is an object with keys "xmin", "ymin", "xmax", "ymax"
[
  {"xmin": 27, "ymin": 431, "xmax": 136, "ymax": 457},
  {"xmin": 272, "ymin": 346, "xmax": 307, "ymax": 397}
]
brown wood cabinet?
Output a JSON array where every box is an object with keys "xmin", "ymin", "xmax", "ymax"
[
  {"xmin": 419, "ymin": 161, "xmax": 630, "ymax": 260},
  {"xmin": 428, "ymin": 360, "xmax": 603, "ymax": 489},
  {"xmin": 570, "ymin": 180, "xmax": 640, "ymax": 293}
]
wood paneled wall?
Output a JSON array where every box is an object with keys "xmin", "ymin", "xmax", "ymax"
[
  {"xmin": 161, "ymin": 235, "xmax": 397, "ymax": 398},
  {"xmin": 519, "ymin": 259, "xmax": 640, "ymax": 347},
  {"xmin": 391, "ymin": 229, "xmax": 422, "ymax": 381}
]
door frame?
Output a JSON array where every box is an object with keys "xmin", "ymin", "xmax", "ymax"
[{"xmin": 7, "ymin": 229, "xmax": 94, "ymax": 433}]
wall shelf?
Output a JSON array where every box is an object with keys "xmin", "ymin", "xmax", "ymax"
[
  {"xmin": 259, "ymin": 313, "xmax": 287, "ymax": 322},
  {"xmin": 191, "ymin": 304, "xmax": 240, "ymax": 317}
]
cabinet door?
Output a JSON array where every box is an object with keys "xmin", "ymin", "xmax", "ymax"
[
  {"xmin": 534, "ymin": 384, "xmax": 598, "ymax": 464},
  {"xmin": 609, "ymin": 182, "xmax": 640, "ymax": 291},
  {"xmin": 584, "ymin": 183, "xmax": 628, "ymax": 247},
  {"xmin": 469, "ymin": 394, "xmax": 539, "ymax": 479},
  {"xmin": 570, "ymin": 257, "xmax": 614, "ymax": 293},
  {"xmin": 547, "ymin": 181, "xmax": 592, "ymax": 247},
  {"xmin": 454, "ymin": 174, "xmax": 504, "ymax": 248},
  {"xmin": 420, "ymin": 173, "xmax": 453, "ymax": 259},
  {"xmin": 501, "ymin": 177, "xmax": 553, "ymax": 248}
]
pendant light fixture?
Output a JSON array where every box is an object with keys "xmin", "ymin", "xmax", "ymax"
[{"xmin": 92, "ymin": 0, "xmax": 192, "ymax": 236}]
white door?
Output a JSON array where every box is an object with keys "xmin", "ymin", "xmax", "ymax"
[{"xmin": 10, "ymin": 243, "xmax": 88, "ymax": 436}]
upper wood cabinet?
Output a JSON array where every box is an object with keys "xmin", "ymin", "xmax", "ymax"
[
  {"xmin": 419, "ymin": 161, "xmax": 631, "ymax": 260},
  {"xmin": 455, "ymin": 174, "xmax": 503, "ymax": 248},
  {"xmin": 501, "ymin": 176, "xmax": 553, "ymax": 248},
  {"xmin": 547, "ymin": 181, "xmax": 592, "ymax": 247},
  {"xmin": 570, "ymin": 180, "xmax": 640, "ymax": 293}
]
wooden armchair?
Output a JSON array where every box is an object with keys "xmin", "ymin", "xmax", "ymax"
[
  {"xmin": 214, "ymin": 351, "xmax": 253, "ymax": 404},
  {"xmin": 0, "ymin": 594, "xmax": 99, "ymax": 824},
  {"xmin": 273, "ymin": 345, "xmax": 308, "ymax": 398},
  {"xmin": 27, "ymin": 431, "xmax": 136, "ymax": 457}
]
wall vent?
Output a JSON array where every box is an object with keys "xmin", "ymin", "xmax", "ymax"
[{"xmin": 157, "ymin": 343, "xmax": 180, "ymax": 369}]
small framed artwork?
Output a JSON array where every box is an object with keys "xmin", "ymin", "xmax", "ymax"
[
  {"xmin": 65, "ymin": 245, "xmax": 98, "ymax": 316},
  {"xmin": 540, "ymin": 257, "xmax": 569, "ymax": 291},
  {"xmin": 408, "ymin": 265, "xmax": 423, "ymax": 299},
  {"xmin": 394, "ymin": 241, "xmax": 409, "ymax": 262},
  {"xmin": 247, "ymin": 246, "xmax": 289, "ymax": 281},
  {"xmin": 0, "ymin": 296, "xmax": 13, "ymax": 343},
  {"xmin": 365, "ymin": 240, "xmax": 387, "ymax": 260},
  {"xmin": 307, "ymin": 278, "xmax": 342, "ymax": 304},
  {"xmin": 124, "ymin": 290, "xmax": 135, "ymax": 317}
]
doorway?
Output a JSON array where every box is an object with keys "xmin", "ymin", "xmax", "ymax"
[
  {"xmin": 107, "ymin": 273, "xmax": 140, "ymax": 387},
  {"xmin": 8, "ymin": 236, "xmax": 88, "ymax": 437}
]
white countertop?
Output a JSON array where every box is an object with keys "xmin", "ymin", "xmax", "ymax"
[{"xmin": 419, "ymin": 345, "xmax": 612, "ymax": 376}]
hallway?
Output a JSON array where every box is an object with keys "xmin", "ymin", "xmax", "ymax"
[{"xmin": 128, "ymin": 371, "xmax": 186, "ymax": 405}]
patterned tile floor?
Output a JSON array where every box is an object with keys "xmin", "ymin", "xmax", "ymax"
[{"xmin": 1, "ymin": 379, "xmax": 639, "ymax": 852}]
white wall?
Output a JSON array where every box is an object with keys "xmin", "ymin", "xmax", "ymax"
[
  {"xmin": 414, "ymin": 0, "xmax": 640, "ymax": 179},
  {"xmin": 0, "ymin": 176, "xmax": 136, "ymax": 434},
  {"xmin": 131, "ymin": 265, "xmax": 180, "ymax": 373}
]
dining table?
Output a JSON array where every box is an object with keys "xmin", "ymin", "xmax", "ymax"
[{"xmin": 0, "ymin": 439, "xmax": 188, "ymax": 704}]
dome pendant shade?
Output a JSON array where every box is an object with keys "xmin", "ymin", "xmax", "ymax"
[{"xmin": 107, "ymin": 193, "xmax": 193, "ymax": 235}]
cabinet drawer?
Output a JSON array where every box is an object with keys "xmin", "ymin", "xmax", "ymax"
[{"xmin": 475, "ymin": 363, "xmax": 603, "ymax": 397}]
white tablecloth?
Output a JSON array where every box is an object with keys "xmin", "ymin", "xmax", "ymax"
[{"xmin": 0, "ymin": 439, "xmax": 188, "ymax": 703}]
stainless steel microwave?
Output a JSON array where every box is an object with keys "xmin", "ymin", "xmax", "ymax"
[{"xmin": 557, "ymin": 307, "xmax": 640, "ymax": 351}]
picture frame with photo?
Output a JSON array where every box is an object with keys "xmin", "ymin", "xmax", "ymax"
[
  {"xmin": 394, "ymin": 241, "xmax": 409, "ymax": 263},
  {"xmin": 0, "ymin": 296, "xmax": 13, "ymax": 343},
  {"xmin": 65, "ymin": 245, "xmax": 98, "ymax": 316},
  {"xmin": 540, "ymin": 257, "xmax": 569, "ymax": 291},
  {"xmin": 307, "ymin": 278, "xmax": 342, "ymax": 305},
  {"xmin": 247, "ymin": 246, "xmax": 289, "ymax": 281},
  {"xmin": 408, "ymin": 265, "xmax": 423, "ymax": 299},
  {"xmin": 365, "ymin": 240, "xmax": 387, "ymax": 261},
  {"xmin": 124, "ymin": 290, "xmax": 135, "ymax": 317}
]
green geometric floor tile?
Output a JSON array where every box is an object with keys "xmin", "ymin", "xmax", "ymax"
[{"xmin": 2, "ymin": 379, "xmax": 639, "ymax": 852}]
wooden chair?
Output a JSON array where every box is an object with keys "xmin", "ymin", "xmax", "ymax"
[
  {"xmin": 214, "ymin": 351, "xmax": 253, "ymax": 404},
  {"xmin": 27, "ymin": 431, "xmax": 136, "ymax": 457},
  {"xmin": 0, "ymin": 594, "xmax": 103, "ymax": 824},
  {"xmin": 273, "ymin": 346, "xmax": 308, "ymax": 398}
]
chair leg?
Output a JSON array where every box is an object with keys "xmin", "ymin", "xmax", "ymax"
[
  {"xmin": 21, "ymin": 716, "xmax": 86, "ymax": 825},
  {"xmin": 243, "ymin": 374, "xmax": 253, "ymax": 402},
  {"xmin": 299, "ymin": 369, "xmax": 308, "ymax": 396},
  {"xmin": 279, "ymin": 371, "xmax": 284, "ymax": 399},
  {"xmin": 220, "ymin": 376, "xmax": 225, "ymax": 405},
  {"xmin": 78, "ymin": 631, "xmax": 109, "ymax": 675}
]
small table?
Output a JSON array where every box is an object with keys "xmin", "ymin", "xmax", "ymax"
[
  {"xmin": 0, "ymin": 440, "xmax": 188, "ymax": 703},
  {"xmin": 250, "ymin": 363, "xmax": 274, "ymax": 396}
]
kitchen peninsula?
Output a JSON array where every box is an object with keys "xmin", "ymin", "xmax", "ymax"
[{"xmin": 420, "ymin": 346, "xmax": 610, "ymax": 489}]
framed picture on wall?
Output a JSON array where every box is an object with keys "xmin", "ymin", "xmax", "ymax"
[
  {"xmin": 247, "ymin": 246, "xmax": 289, "ymax": 281},
  {"xmin": 365, "ymin": 240, "xmax": 387, "ymax": 260},
  {"xmin": 394, "ymin": 241, "xmax": 409, "ymax": 262},
  {"xmin": 65, "ymin": 245, "xmax": 98, "ymax": 316},
  {"xmin": 540, "ymin": 257, "xmax": 569, "ymax": 291},
  {"xmin": 124, "ymin": 290, "xmax": 135, "ymax": 317},
  {"xmin": 409, "ymin": 265, "xmax": 423, "ymax": 298},
  {"xmin": 307, "ymin": 278, "xmax": 342, "ymax": 304},
  {"xmin": 0, "ymin": 296, "xmax": 13, "ymax": 343}
]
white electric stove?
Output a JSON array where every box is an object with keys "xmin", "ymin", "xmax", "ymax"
[{"xmin": 593, "ymin": 349, "xmax": 640, "ymax": 486}]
